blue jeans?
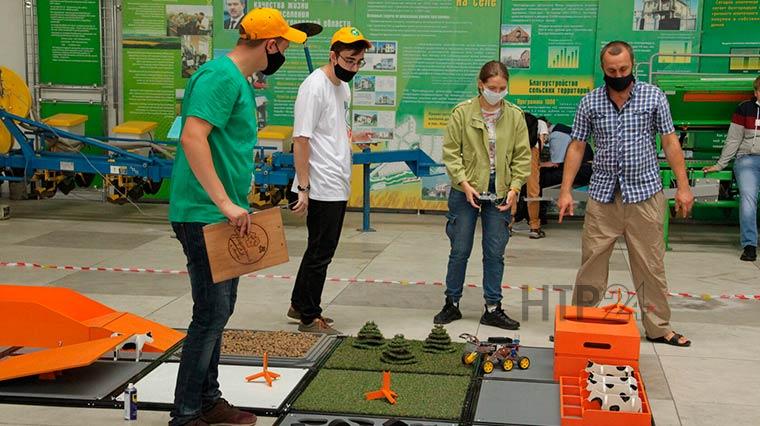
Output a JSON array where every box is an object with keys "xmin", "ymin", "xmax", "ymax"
[
  {"xmin": 444, "ymin": 178, "xmax": 511, "ymax": 305},
  {"xmin": 170, "ymin": 222, "xmax": 239, "ymax": 426},
  {"xmin": 735, "ymin": 155, "xmax": 760, "ymax": 248}
]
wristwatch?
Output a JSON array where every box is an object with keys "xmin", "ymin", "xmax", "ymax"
[{"xmin": 297, "ymin": 184, "xmax": 310, "ymax": 192}]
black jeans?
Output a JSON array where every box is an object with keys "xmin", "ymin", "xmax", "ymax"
[
  {"xmin": 170, "ymin": 222, "xmax": 239, "ymax": 426},
  {"xmin": 291, "ymin": 199, "xmax": 347, "ymax": 323}
]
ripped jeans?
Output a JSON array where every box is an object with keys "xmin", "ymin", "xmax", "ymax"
[{"xmin": 444, "ymin": 176, "xmax": 511, "ymax": 305}]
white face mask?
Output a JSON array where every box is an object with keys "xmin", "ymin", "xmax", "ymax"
[{"xmin": 482, "ymin": 87, "xmax": 508, "ymax": 106}]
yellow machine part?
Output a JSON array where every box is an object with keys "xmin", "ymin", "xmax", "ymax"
[{"xmin": 0, "ymin": 66, "xmax": 32, "ymax": 154}]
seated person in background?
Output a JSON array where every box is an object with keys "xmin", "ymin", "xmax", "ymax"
[{"xmin": 540, "ymin": 122, "xmax": 593, "ymax": 189}]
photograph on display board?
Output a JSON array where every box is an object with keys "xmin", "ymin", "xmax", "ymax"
[
  {"xmin": 658, "ymin": 40, "xmax": 693, "ymax": 63},
  {"xmin": 501, "ymin": 24, "xmax": 531, "ymax": 44},
  {"xmin": 181, "ymin": 36, "xmax": 210, "ymax": 78},
  {"xmin": 224, "ymin": 0, "xmax": 247, "ymax": 30},
  {"xmin": 632, "ymin": 0, "xmax": 698, "ymax": 31},
  {"xmin": 353, "ymin": 75, "xmax": 397, "ymax": 107},
  {"xmin": 374, "ymin": 91, "xmax": 396, "ymax": 106},
  {"xmin": 353, "ymin": 111, "xmax": 378, "ymax": 127},
  {"xmin": 501, "ymin": 47, "xmax": 531, "ymax": 69},
  {"xmin": 362, "ymin": 41, "xmax": 397, "ymax": 72},
  {"xmin": 166, "ymin": 5, "xmax": 213, "ymax": 36},
  {"xmin": 421, "ymin": 173, "xmax": 451, "ymax": 201},
  {"xmin": 354, "ymin": 75, "xmax": 376, "ymax": 92}
]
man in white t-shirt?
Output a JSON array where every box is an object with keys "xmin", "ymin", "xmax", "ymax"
[{"xmin": 287, "ymin": 27, "xmax": 372, "ymax": 335}]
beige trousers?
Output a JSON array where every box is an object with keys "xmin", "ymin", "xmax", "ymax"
[{"xmin": 571, "ymin": 191, "xmax": 672, "ymax": 338}]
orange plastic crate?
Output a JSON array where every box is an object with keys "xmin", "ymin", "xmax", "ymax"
[
  {"xmin": 560, "ymin": 372, "xmax": 651, "ymax": 426},
  {"xmin": 554, "ymin": 305, "xmax": 640, "ymax": 380}
]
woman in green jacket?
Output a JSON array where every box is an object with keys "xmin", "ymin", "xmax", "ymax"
[{"xmin": 433, "ymin": 61, "xmax": 531, "ymax": 330}]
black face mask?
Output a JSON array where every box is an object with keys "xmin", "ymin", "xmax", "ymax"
[
  {"xmin": 261, "ymin": 48, "xmax": 285, "ymax": 75},
  {"xmin": 604, "ymin": 73, "xmax": 635, "ymax": 92},
  {"xmin": 333, "ymin": 63, "xmax": 357, "ymax": 82}
]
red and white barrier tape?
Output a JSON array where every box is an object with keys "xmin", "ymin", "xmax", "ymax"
[{"xmin": 1, "ymin": 260, "xmax": 758, "ymax": 302}]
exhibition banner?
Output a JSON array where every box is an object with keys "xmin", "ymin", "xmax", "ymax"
[
  {"xmin": 349, "ymin": 0, "xmax": 502, "ymax": 210},
  {"xmin": 122, "ymin": 0, "xmax": 213, "ymax": 138},
  {"xmin": 220, "ymin": 0, "xmax": 355, "ymax": 128},
  {"xmin": 501, "ymin": 0, "xmax": 599, "ymax": 125},
  {"xmin": 37, "ymin": 0, "xmax": 102, "ymax": 86},
  {"xmin": 595, "ymin": 0, "xmax": 702, "ymax": 84},
  {"xmin": 700, "ymin": 0, "xmax": 760, "ymax": 73}
]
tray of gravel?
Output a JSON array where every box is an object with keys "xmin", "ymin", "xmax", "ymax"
[
  {"xmin": 292, "ymin": 369, "xmax": 470, "ymax": 421},
  {"xmin": 175, "ymin": 330, "xmax": 338, "ymax": 367},
  {"xmin": 323, "ymin": 337, "xmax": 470, "ymax": 376}
]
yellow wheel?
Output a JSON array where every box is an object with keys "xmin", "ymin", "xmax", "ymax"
[
  {"xmin": 0, "ymin": 66, "xmax": 32, "ymax": 154},
  {"xmin": 519, "ymin": 356, "xmax": 531, "ymax": 370},
  {"xmin": 483, "ymin": 360, "xmax": 494, "ymax": 374},
  {"xmin": 463, "ymin": 352, "xmax": 478, "ymax": 365},
  {"xmin": 503, "ymin": 358, "xmax": 514, "ymax": 371}
]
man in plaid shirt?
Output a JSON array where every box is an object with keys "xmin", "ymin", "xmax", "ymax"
[{"xmin": 557, "ymin": 41, "xmax": 694, "ymax": 347}]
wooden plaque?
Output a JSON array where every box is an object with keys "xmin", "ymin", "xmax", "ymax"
[{"xmin": 203, "ymin": 208, "xmax": 289, "ymax": 283}]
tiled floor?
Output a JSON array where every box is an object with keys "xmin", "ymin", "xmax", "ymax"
[{"xmin": 1, "ymin": 196, "xmax": 759, "ymax": 426}]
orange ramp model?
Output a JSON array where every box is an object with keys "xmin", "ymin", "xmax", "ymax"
[
  {"xmin": 0, "ymin": 284, "xmax": 185, "ymax": 381},
  {"xmin": 365, "ymin": 371, "xmax": 398, "ymax": 405},
  {"xmin": 245, "ymin": 352, "xmax": 280, "ymax": 387}
]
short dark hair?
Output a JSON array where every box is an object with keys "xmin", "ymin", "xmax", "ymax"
[
  {"xmin": 479, "ymin": 60, "xmax": 509, "ymax": 83},
  {"xmin": 754, "ymin": 75, "xmax": 760, "ymax": 91},
  {"xmin": 331, "ymin": 41, "xmax": 368, "ymax": 56},
  {"xmin": 237, "ymin": 32, "xmax": 283, "ymax": 48},
  {"xmin": 600, "ymin": 41, "xmax": 635, "ymax": 66},
  {"xmin": 237, "ymin": 38, "xmax": 266, "ymax": 48}
]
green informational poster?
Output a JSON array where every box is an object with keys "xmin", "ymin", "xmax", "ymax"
[
  {"xmin": 700, "ymin": 0, "xmax": 760, "ymax": 73},
  {"xmin": 211, "ymin": 0, "xmax": 355, "ymax": 128},
  {"xmin": 351, "ymin": 0, "xmax": 501, "ymax": 210},
  {"xmin": 501, "ymin": 0, "xmax": 599, "ymax": 125},
  {"xmin": 37, "ymin": 0, "xmax": 102, "ymax": 85},
  {"xmin": 595, "ymin": 0, "xmax": 702, "ymax": 84},
  {"xmin": 122, "ymin": 0, "xmax": 213, "ymax": 138}
]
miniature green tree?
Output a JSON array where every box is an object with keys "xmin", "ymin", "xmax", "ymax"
[
  {"xmin": 352, "ymin": 321, "xmax": 386, "ymax": 349},
  {"xmin": 422, "ymin": 325, "xmax": 456, "ymax": 354},
  {"xmin": 380, "ymin": 334, "xmax": 417, "ymax": 365}
]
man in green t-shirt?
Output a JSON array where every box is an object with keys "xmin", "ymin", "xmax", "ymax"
[{"xmin": 168, "ymin": 8, "xmax": 305, "ymax": 426}]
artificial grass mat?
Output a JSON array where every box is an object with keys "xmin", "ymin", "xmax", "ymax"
[
  {"xmin": 292, "ymin": 369, "xmax": 471, "ymax": 420},
  {"xmin": 323, "ymin": 337, "xmax": 471, "ymax": 376}
]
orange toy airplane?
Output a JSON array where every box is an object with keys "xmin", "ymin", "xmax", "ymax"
[
  {"xmin": 245, "ymin": 352, "xmax": 280, "ymax": 387},
  {"xmin": 365, "ymin": 371, "xmax": 398, "ymax": 405}
]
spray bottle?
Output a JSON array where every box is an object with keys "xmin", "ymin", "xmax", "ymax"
[{"xmin": 123, "ymin": 382, "xmax": 137, "ymax": 421}]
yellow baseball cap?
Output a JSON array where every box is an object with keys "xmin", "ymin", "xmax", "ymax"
[
  {"xmin": 239, "ymin": 8, "xmax": 306, "ymax": 43},
  {"xmin": 330, "ymin": 27, "xmax": 372, "ymax": 49}
]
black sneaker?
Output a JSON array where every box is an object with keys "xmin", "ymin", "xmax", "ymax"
[
  {"xmin": 433, "ymin": 298, "xmax": 462, "ymax": 324},
  {"xmin": 740, "ymin": 245, "xmax": 756, "ymax": 261},
  {"xmin": 480, "ymin": 303, "xmax": 520, "ymax": 330}
]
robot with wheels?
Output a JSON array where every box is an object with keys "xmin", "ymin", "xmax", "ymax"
[
  {"xmin": 459, "ymin": 333, "xmax": 531, "ymax": 374},
  {"xmin": 483, "ymin": 337, "xmax": 531, "ymax": 373}
]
